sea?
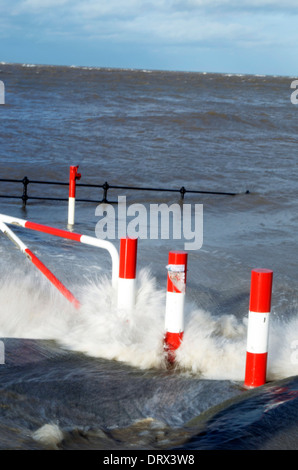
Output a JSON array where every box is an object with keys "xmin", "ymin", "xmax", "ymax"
[{"xmin": 0, "ymin": 62, "xmax": 298, "ymax": 455}]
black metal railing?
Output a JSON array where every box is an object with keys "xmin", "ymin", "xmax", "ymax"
[{"xmin": 0, "ymin": 176, "xmax": 246, "ymax": 208}]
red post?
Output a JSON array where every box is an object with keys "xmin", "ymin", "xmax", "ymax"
[
  {"xmin": 68, "ymin": 165, "xmax": 81, "ymax": 225},
  {"xmin": 244, "ymin": 268, "xmax": 273, "ymax": 388}
]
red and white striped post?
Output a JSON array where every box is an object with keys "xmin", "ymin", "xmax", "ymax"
[
  {"xmin": 68, "ymin": 165, "xmax": 81, "ymax": 226},
  {"xmin": 164, "ymin": 250, "xmax": 188, "ymax": 364},
  {"xmin": 117, "ymin": 238, "xmax": 138, "ymax": 311},
  {"xmin": 244, "ymin": 268, "xmax": 273, "ymax": 389}
]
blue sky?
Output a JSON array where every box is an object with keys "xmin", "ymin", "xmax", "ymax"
[{"xmin": 0, "ymin": 0, "xmax": 297, "ymax": 76}]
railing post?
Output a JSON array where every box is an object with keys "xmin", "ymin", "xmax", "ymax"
[
  {"xmin": 68, "ymin": 166, "xmax": 81, "ymax": 226},
  {"xmin": 102, "ymin": 181, "xmax": 109, "ymax": 203},
  {"xmin": 22, "ymin": 176, "xmax": 29, "ymax": 208},
  {"xmin": 180, "ymin": 186, "xmax": 186, "ymax": 200}
]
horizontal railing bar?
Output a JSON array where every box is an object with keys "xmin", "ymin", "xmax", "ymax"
[
  {"xmin": 107, "ymin": 185, "xmax": 178, "ymax": 192},
  {"xmin": 31, "ymin": 196, "xmax": 107, "ymax": 203},
  {"xmin": 0, "ymin": 176, "xmax": 243, "ymax": 214},
  {"xmin": 0, "ymin": 195, "xmax": 69, "ymax": 201},
  {"xmin": 105, "ymin": 185, "xmax": 236, "ymax": 195},
  {"xmin": 27, "ymin": 180, "xmax": 69, "ymax": 186},
  {"xmin": 0, "ymin": 178, "xmax": 24, "ymax": 183},
  {"xmin": 0, "ymin": 195, "xmax": 108, "ymax": 203},
  {"xmin": 0, "ymin": 178, "xmax": 105, "ymax": 188},
  {"xmin": 0, "ymin": 177, "xmax": 237, "ymax": 195}
]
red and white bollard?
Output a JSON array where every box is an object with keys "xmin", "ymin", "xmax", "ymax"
[
  {"xmin": 117, "ymin": 238, "xmax": 138, "ymax": 311},
  {"xmin": 244, "ymin": 268, "xmax": 273, "ymax": 389},
  {"xmin": 68, "ymin": 165, "xmax": 81, "ymax": 226},
  {"xmin": 164, "ymin": 250, "xmax": 188, "ymax": 364}
]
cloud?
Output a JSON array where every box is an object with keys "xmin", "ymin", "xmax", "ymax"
[
  {"xmin": 1, "ymin": 0, "xmax": 298, "ymax": 72},
  {"xmin": 6, "ymin": 0, "xmax": 298, "ymax": 19},
  {"xmin": 13, "ymin": 0, "xmax": 71, "ymax": 12},
  {"xmin": 52, "ymin": 1, "xmax": 298, "ymax": 50},
  {"xmin": 173, "ymin": 0, "xmax": 298, "ymax": 13}
]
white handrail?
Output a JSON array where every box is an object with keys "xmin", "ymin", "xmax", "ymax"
[
  {"xmin": 0, "ymin": 213, "xmax": 119, "ymax": 289},
  {"xmin": 0, "ymin": 220, "xmax": 81, "ymax": 308}
]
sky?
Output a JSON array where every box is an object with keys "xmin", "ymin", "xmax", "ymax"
[{"xmin": 0, "ymin": 0, "xmax": 297, "ymax": 76}]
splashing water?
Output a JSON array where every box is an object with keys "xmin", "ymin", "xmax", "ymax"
[{"xmin": 0, "ymin": 265, "xmax": 296, "ymax": 383}]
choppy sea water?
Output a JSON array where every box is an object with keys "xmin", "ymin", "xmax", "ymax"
[{"xmin": 0, "ymin": 63, "xmax": 298, "ymax": 453}]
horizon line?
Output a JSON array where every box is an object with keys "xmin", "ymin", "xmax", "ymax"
[{"xmin": 0, "ymin": 60, "xmax": 295, "ymax": 79}]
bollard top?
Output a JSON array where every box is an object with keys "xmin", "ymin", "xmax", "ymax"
[
  {"xmin": 119, "ymin": 237, "xmax": 138, "ymax": 279},
  {"xmin": 168, "ymin": 250, "xmax": 188, "ymax": 266},
  {"xmin": 69, "ymin": 166, "xmax": 81, "ymax": 198},
  {"xmin": 250, "ymin": 268, "xmax": 273, "ymax": 313},
  {"xmin": 252, "ymin": 268, "xmax": 273, "ymax": 274},
  {"xmin": 70, "ymin": 165, "xmax": 81, "ymax": 180}
]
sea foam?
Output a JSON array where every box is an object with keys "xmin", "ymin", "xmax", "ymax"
[{"xmin": 0, "ymin": 266, "xmax": 296, "ymax": 382}]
